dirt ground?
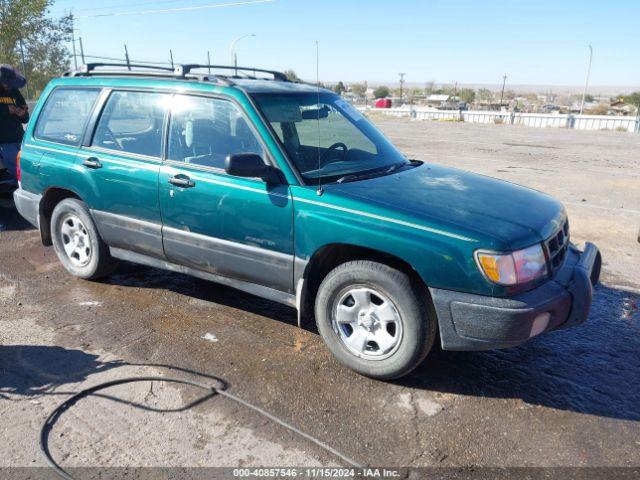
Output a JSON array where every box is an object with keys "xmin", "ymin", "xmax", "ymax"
[{"xmin": 0, "ymin": 119, "xmax": 639, "ymax": 476}]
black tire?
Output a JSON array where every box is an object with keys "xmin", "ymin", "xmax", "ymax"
[
  {"xmin": 50, "ymin": 198, "xmax": 117, "ymax": 280},
  {"xmin": 315, "ymin": 260, "xmax": 437, "ymax": 380}
]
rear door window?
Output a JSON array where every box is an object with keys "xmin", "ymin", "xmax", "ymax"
[
  {"xmin": 92, "ymin": 91, "xmax": 168, "ymax": 158},
  {"xmin": 34, "ymin": 88, "xmax": 101, "ymax": 146}
]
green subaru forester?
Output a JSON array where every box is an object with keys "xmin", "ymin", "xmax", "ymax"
[{"xmin": 13, "ymin": 63, "xmax": 601, "ymax": 379}]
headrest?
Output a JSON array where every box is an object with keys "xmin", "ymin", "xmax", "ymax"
[
  {"xmin": 185, "ymin": 119, "xmax": 217, "ymax": 149},
  {"xmin": 235, "ymin": 117, "xmax": 250, "ymax": 136}
]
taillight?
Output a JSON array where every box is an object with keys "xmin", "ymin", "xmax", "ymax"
[{"xmin": 16, "ymin": 150, "xmax": 21, "ymax": 183}]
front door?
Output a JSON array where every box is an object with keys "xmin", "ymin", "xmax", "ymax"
[
  {"xmin": 159, "ymin": 94, "xmax": 294, "ymax": 293},
  {"xmin": 82, "ymin": 89, "xmax": 170, "ymax": 258}
]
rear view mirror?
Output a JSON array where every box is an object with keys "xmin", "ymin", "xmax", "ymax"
[
  {"xmin": 225, "ymin": 154, "xmax": 284, "ymax": 184},
  {"xmin": 301, "ymin": 106, "xmax": 329, "ymax": 120}
]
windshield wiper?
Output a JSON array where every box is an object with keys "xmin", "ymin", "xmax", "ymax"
[{"xmin": 335, "ymin": 162, "xmax": 407, "ymax": 184}]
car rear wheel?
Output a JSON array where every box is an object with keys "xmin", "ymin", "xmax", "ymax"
[
  {"xmin": 315, "ymin": 260, "xmax": 437, "ymax": 380},
  {"xmin": 51, "ymin": 198, "xmax": 117, "ymax": 280}
]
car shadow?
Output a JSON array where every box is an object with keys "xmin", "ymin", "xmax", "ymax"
[
  {"xmin": 105, "ymin": 261, "xmax": 299, "ymax": 327},
  {"xmin": 401, "ymin": 283, "xmax": 640, "ymax": 422},
  {"xmin": 0, "ymin": 193, "xmax": 34, "ymax": 232}
]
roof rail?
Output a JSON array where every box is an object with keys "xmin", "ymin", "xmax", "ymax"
[
  {"xmin": 65, "ymin": 62, "xmax": 176, "ymax": 77},
  {"xmin": 64, "ymin": 62, "xmax": 289, "ymax": 84},
  {"xmin": 180, "ymin": 64, "xmax": 289, "ymax": 81}
]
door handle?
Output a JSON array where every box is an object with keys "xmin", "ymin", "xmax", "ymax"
[
  {"xmin": 169, "ymin": 174, "xmax": 195, "ymax": 188},
  {"xmin": 82, "ymin": 157, "xmax": 102, "ymax": 169}
]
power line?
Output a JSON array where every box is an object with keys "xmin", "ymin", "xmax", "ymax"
[
  {"xmin": 51, "ymin": 0, "xmax": 228, "ymax": 15},
  {"xmin": 74, "ymin": 0, "xmax": 274, "ymax": 19}
]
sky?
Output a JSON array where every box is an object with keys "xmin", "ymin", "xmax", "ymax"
[{"xmin": 50, "ymin": 0, "xmax": 640, "ymax": 87}]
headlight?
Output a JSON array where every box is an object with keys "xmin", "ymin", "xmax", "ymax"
[{"xmin": 476, "ymin": 244, "xmax": 548, "ymax": 286}]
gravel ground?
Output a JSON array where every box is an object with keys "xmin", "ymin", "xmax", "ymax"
[{"xmin": 0, "ymin": 119, "xmax": 638, "ymax": 475}]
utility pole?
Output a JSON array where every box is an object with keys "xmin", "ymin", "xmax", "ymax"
[
  {"xmin": 364, "ymin": 80, "xmax": 368, "ymax": 109},
  {"xmin": 207, "ymin": 51, "xmax": 212, "ymax": 74},
  {"xmin": 453, "ymin": 81, "xmax": 458, "ymax": 100},
  {"xmin": 230, "ymin": 34, "xmax": 255, "ymax": 76},
  {"xmin": 70, "ymin": 13, "xmax": 78, "ymax": 70},
  {"xmin": 124, "ymin": 44, "xmax": 131, "ymax": 70},
  {"xmin": 78, "ymin": 37, "xmax": 85, "ymax": 65},
  {"xmin": 500, "ymin": 74, "xmax": 507, "ymax": 108},
  {"xmin": 399, "ymin": 72, "xmax": 406, "ymax": 101},
  {"xmin": 579, "ymin": 45, "xmax": 593, "ymax": 115},
  {"xmin": 18, "ymin": 39, "xmax": 30, "ymax": 100}
]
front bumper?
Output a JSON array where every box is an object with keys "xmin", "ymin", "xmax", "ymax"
[{"xmin": 431, "ymin": 243, "xmax": 602, "ymax": 351}]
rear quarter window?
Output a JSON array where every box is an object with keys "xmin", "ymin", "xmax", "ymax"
[{"xmin": 34, "ymin": 88, "xmax": 101, "ymax": 146}]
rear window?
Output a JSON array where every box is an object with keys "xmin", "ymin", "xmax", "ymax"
[{"xmin": 34, "ymin": 88, "xmax": 101, "ymax": 146}]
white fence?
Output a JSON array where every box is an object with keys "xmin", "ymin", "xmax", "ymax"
[{"xmin": 360, "ymin": 106, "xmax": 640, "ymax": 133}]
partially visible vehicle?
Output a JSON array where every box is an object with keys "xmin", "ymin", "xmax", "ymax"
[
  {"xmin": 540, "ymin": 104, "xmax": 561, "ymax": 113},
  {"xmin": 375, "ymin": 98, "xmax": 392, "ymax": 108},
  {"xmin": 439, "ymin": 101, "xmax": 468, "ymax": 111}
]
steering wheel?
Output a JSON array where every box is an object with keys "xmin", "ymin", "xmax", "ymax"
[{"xmin": 320, "ymin": 142, "xmax": 348, "ymax": 166}]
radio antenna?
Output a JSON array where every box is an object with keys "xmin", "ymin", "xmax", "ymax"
[{"xmin": 315, "ymin": 40, "xmax": 323, "ymax": 196}]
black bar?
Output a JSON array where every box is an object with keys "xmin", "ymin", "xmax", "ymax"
[{"xmin": 181, "ymin": 64, "xmax": 288, "ymax": 81}]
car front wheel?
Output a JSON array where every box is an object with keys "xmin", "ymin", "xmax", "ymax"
[{"xmin": 315, "ymin": 260, "xmax": 437, "ymax": 380}]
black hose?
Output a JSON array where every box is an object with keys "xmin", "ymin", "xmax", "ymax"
[{"xmin": 40, "ymin": 375, "xmax": 362, "ymax": 479}]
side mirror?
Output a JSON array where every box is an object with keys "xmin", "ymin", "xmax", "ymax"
[{"xmin": 225, "ymin": 154, "xmax": 284, "ymax": 184}]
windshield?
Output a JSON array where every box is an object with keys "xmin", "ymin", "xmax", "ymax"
[{"xmin": 252, "ymin": 92, "xmax": 408, "ymax": 182}]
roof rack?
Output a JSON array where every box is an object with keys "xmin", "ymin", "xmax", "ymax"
[
  {"xmin": 64, "ymin": 62, "xmax": 289, "ymax": 83},
  {"xmin": 180, "ymin": 64, "xmax": 289, "ymax": 82},
  {"xmin": 65, "ymin": 62, "xmax": 175, "ymax": 77}
]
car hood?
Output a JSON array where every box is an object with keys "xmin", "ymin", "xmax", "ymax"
[{"xmin": 325, "ymin": 162, "xmax": 566, "ymax": 249}]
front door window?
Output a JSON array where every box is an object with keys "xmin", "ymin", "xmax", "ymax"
[{"xmin": 168, "ymin": 95, "xmax": 264, "ymax": 169}]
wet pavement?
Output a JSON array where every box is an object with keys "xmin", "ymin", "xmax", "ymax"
[{"xmin": 1, "ymin": 121, "xmax": 639, "ymax": 469}]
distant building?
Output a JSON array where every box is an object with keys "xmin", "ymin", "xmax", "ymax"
[
  {"xmin": 609, "ymin": 99, "xmax": 635, "ymax": 116},
  {"xmin": 426, "ymin": 94, "xmax": 451, "ymax": 108}
]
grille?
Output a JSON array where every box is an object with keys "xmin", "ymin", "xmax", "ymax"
[{"xmin": 545, "ymin": 220, "xmax": 569, "ymax": 273}]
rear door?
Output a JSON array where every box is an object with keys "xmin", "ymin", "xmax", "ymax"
[
  {"xmin": 28, "ymin": 87, "xmax": 102, "ymax": 194},
  {"xmin": 79, "ymin": 89, "xmax": 170, "ymax": 258},
  {"xmin": 159, "ymin": 94, "xmax": 294, "ymax": 293}
]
